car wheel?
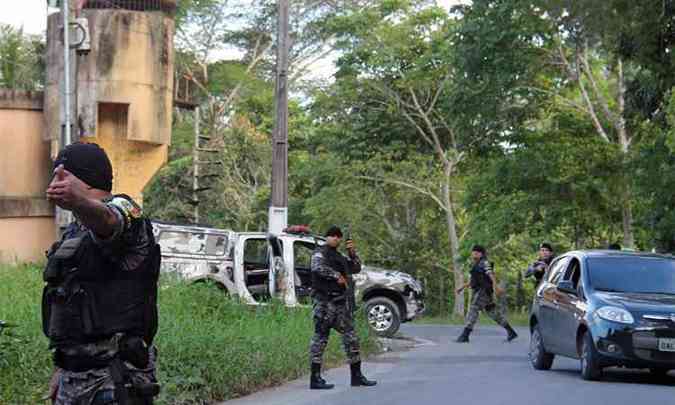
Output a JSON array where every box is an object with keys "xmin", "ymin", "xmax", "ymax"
[
  {"xmin": 580, "ymin": 331, "xmax": 602, "ymax": 381},
  {"xmin": 364, "ymin": 297, "xmax": 401, "ymax": 338},
  {"xmin": 529, "ymin": 324, "xmax": 554, "ymax": 370}
]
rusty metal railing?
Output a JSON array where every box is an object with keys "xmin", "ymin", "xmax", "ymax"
[{"xmin": 82, "ymin": 0, "xmax": 176, "ymax": 14}]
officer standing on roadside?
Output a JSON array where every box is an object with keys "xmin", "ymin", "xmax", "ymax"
[
  {"xmin": 44, "ymin": 143, "xmax": 161, "ymax": 405},
  {"xmin": 308, "ymin": 226, "xmax": 377, "ymax": 390},
  {"xmin": 455, "ymin": 245, "xmax": 518, "ymax": 343},
  {"xmin": 524, "ymin": 243, "xmax": 555, "ymax": 285}
]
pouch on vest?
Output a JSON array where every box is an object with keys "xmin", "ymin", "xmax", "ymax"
[
  {"xmin": 54, "ymin": 237, "xmax": 84, "ymax": 259},
  {"xmin": 44, "ymin": 237, "xmax": 84, "ymax": 283},
  {"xmin": 42, "ymin": 236, "xmax": 89, "ymax": 344}
]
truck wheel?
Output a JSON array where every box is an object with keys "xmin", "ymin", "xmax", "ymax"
[{"xmin": 364, "ymin": 297, "xmax": 401, "ymax": 337}]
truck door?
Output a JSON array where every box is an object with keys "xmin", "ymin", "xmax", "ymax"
[
  {"xmin": 155, "ymin": 225, "xmax": 235, "ymax": 293},
  {"xmin": 292, "ymin": 240, "xmax": 317, "ymax": 298},
  {"xmin": 232, "ymin": 235, "xmax": 266, "ymax": 304},
  {"xmin": 272, "ymin": 236, "xmax": 298, "ymax": 306}
]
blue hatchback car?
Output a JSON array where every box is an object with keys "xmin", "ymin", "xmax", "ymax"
[{"xmin": 529, "ymin": 250, "xmax": 675, "ymax": 380}]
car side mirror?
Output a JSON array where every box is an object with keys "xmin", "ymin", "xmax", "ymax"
[{"xmin": 558, "ymin": 280, "xmax": 577, "ymax": 295}]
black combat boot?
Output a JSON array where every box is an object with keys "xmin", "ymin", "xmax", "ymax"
[
  {"xmin": 310, "ymin": 363, "xmax": 334, "ymax": 390},
  {"xmin": 350, "ymin": 362, "xmax": 377, "ymax": 387},
  {"xmin": 455, "ymin": 327, "xmax": 472, "ymax": 343},
  {"xmin": 504, "ymin": 324, "xmax": 518, "ymax": 342}
]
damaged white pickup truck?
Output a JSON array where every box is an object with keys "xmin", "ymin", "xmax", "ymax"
[{"xmin": 152, "ymin": 222, "xmax": 425, "ymax": 337}]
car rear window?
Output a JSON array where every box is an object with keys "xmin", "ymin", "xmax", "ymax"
[{"xmin": 588, "ymin": 256, "xmax": 675, "ymax": 294}]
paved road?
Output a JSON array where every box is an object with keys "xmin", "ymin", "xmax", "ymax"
[{"xmin": 220, "ymin": 324, "xmax": 675, "ymax": 405}]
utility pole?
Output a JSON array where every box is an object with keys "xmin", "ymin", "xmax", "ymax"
[
  {"xmin": 62, "ymin": 0, "xmax": 72, "ymax": 146},
  {"xmin": 56, "ymin": 0, "xmax": 78, "ymax": 236},
  {"xmin": 269, "ymin": 0, "xmax": 289, "ymax": 235},
  {"xmin": 192, "ymin": 107, "xmax": 201, "ymax": 224}
]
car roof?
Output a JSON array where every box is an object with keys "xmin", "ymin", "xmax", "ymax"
[{"xmin": 565, "ymin": 249, "xmax": 674, "ymax": 260}]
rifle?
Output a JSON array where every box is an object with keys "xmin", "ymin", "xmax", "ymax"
[{"xmin": 524, "ymin": 260, "xmax": 548, "ymax": 280}]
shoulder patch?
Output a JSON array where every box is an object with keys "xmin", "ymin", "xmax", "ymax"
[{"xmin": 109, "ymin": 195, "xmax": 143, "ymax": 221}]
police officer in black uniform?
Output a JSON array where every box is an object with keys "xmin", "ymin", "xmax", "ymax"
[
  {"xmin": 308, "ymin": 226, "xmax": 376, "ymax": 389},
  {"xmin": 44, "ymin": 143, "xmax": 160, "ymax": 405},
  {"xmin": 524, "ymin": 243, "xmax": 555, "ymax": 284},
  {"xmin": 455, "ymin": 245, "xmax": 518, "ymax": 343}
]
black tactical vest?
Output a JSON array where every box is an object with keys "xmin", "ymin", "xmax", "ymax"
[
  {"xmin": 469, "ymin": 259, "xmax": 494, "ymax": 294},
  {"xmin": 41, "ymin": 220, "xmax": 160, "ymax": 348},
  {"xmin": 311, "ymin": 246, "xmax": 348, "ymax": 296}
]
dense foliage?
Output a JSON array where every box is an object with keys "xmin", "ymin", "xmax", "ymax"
[
  {"xmin": 142, "ymin": 0, "xmax": 675, "ymax": 316},
  {"xmin": 3, "ymin": 1, "xmax": 672, "ymax": 316}
]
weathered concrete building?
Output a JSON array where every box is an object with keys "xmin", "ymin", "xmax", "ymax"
[
  {"xmin": 1, "ymin": 0, "xmax": 177, "ymax": 264},
  {"xmin": 0, "ymin": 90, "xmax": 54, "ymax": 264},
  {"xmin": 44, "ymin": 0, "xmax": 176, "ymax": 204}
]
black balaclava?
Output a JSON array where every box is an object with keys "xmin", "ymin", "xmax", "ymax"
[{"xmin": 53, "ymin": 142, "xmax": 113, "ymax": 192}]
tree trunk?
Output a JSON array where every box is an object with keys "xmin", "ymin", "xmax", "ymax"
[
  {"xmin": 442, "ymin": 169, "xmax": 464, "ymax": 317},
  {"xmin": 620, "ymin": 178, "xmax": 635, "ymax": 248},
  {"xmin": 616, "ymin": 58, "xmax": 635, "ymax": 249},
  {"xmin": 439, "ymin": 271, "xmax": 447, "ymax": 315},
  {"xmin": 498, "ymin": 278, "xmax": 508, "ymax": 314},
  {"xmin": 516, "ymin": 268, "xmax": 525, "ymax": 311},
  {"xmin": 615, "ymin": 147, "xmax": 635, "ymax": 249}
]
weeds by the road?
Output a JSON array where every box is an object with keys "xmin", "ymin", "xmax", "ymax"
[{"xmin": 0, "ymin": 264, "xmax": 379, "ymax": 404}]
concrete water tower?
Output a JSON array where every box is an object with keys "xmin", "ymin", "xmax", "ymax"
[{"xmin": 44, "ymin": 0, "xmax": 177, "ymax": 204}]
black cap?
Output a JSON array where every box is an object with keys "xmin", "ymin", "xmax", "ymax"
[
  {"xmin": 53, "ymin": 143, "xmax": 113, "ymax": 192},
  {"xmin": 325, "ymin": 225, "xmax": 343, "ymax": 238},
  {"xmin": 539, "ymin": 243, "xmax": 553, "ymax": 251},
  {"xmin": 471, "ymin": 244, "xmax": 486, "ymax": 255}
]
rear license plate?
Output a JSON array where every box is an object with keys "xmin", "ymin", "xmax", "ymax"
[{"xmin": 658, "ymin": 338, "xmax": 675, "ymax": 352}]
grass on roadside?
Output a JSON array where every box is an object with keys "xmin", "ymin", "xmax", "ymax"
[{"xmin": 0, "ymin": 264, "xmax": 379, "ymax": 404}]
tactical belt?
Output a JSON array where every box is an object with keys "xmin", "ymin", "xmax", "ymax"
[
  {"xmin": 54, "ymin": 350, "xmax": 110, "ymax": 372},
  {"xmin": 315, "ymin": 291, "xmax": 346, "ymax": 303},
  {"xmin": 330, "ymin": 295, "xmax": 347, "ymax": 304},
  {"xmin": 55, "ymin": 336, "xmax": 159, "ymax": 405},
  {"xmin": 56, "ymin": 354, "xmax": 158, "ymax": 405}
]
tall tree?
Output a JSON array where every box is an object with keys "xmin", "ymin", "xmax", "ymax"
[
  {"xmin": 452, "ymin": 0, "xmax": 675, "ymax": 248},
  {"xmin": 0, "ymin": 24, "xmax": 44, "ymax": 91},
  {"xmin": 321, "ymin": 2, "xmax": 475, "ymax": 315}
]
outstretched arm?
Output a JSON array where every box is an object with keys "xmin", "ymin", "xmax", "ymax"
[{"xmin": 46, "ymin": 165, "xmax": 119, "ymax": 238}]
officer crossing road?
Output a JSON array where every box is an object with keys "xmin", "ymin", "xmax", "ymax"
[{"xmin": 455, "ymin": 245, "xmax": 518, "ymax": 344}]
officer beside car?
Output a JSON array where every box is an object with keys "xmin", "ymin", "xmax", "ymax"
[
  {"xmin": 308, "ymin": 225, "xmax": 377, "ymax": 390},
  {"xmin": 524, "ymin": 243, "xmax": 555, "ymax": 285}
]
